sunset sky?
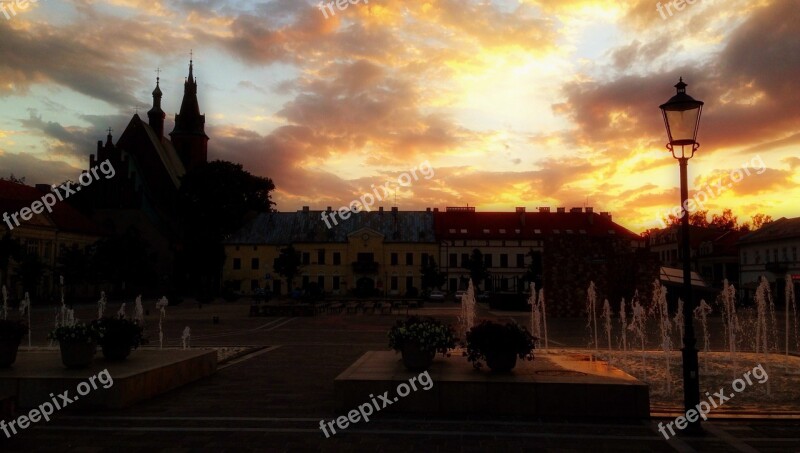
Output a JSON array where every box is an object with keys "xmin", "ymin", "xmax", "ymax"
[{"xmin": 0, "ymin": 0, "xmax": 798, "ymax": 233}]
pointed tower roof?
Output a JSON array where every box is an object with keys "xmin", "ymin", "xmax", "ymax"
[{"xmin": 171, "ymin": 58, "xmax": 207, "ymax": 138}]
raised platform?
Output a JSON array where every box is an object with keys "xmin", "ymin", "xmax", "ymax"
[
  {"xmin": 335, "ymin": 351, "xmax": 649, "ymax": 418},
  {"xmin": 0, "ymin": 349, "xmax": 217, "ymax": 409}
]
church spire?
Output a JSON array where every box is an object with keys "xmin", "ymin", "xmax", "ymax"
[
  {"xmin": 147, "ymin": 69, "xmax": 166, "ymax": 139},
  {"xmin": 170, "ymin": 53, "xmax": 209, "ymax": 170}
]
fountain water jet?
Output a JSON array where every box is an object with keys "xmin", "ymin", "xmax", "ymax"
[
  {"xmin": 586, "ymin": 282, "xmax": 598, "ymax": 360},
  {"xmin": 602, "ymin": 299, "xmax": 612, "ymax": 351},
  {"xmin": 156, "ymin": 297, "xmax": 169, "ymax": 349},
  {"xmin": 19, "ymin": 292, "xmax": 31, "ymax": 348},
  {"xmin": 97, "ymin": 291, "xmax": 107, "ymax": 320},
  {"xmin": 618, "ymin": 298, "xmax": 628, "ymax": 352},
  {"xmin": 182, "ymin": 327, "xmax": 191, "ymax": 349},
  {"xmin": 694, "ymin": 299, "xmax": 712, "ymax": 372},
  {"xmin": 651, "ymin": 280, "xmax": 672, "ymax": 395},
  {"xmin": 539, "ymin": 288, "xmax": 548, "ymax": 352},
  {"xmin": 719, "ymin": 279, "xmax": 741, "ymax": 377},
  {"xmin": 673, "ymin": 299, "xmax": 684, "ymax": 349},
  {"xmin": 459, "ymin": 280, "xmax": 476, "ymax": 341},
  {"xmin": 628, "ymin": 292, "xmax": 647, "ymax": 381},
  {"xmin": 530, "ymin": 283, "xmax": 541, "ymax": 342},
  {"xmin": 785, "ymin": 273, "xmax": 797, "ymax": 367}
]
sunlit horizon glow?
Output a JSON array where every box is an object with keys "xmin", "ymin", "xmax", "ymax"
[{"xmin": 0, "ymin": 0, "xmax": 798, "ymax": 234}]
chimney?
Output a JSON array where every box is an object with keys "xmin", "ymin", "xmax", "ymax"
[
  {"xmin": 586, "ymin": 207, "xmax": 593, "ymax": 213},
  {"xmin": 570, "ymin": 207, "xmax": 582, "ymax": 213},
  {"xmin": 433, "ymin": 208, "xmax": 439, "ymax": 213},
  {"xmin": 302, "ymin": 206, "xmax": 309, "ymax": 213},
  {"xmin": 538, "ymin": 207, "xmax": 550, "ymax": 213},
  {"xmin": 391, "ymin": 207, "xmax": 398, "ymax": 213},
  {"xmin": 326, "ymin": 206, "xmax": 332, "ymax": 213},
  {"xmin": 379, "ymin": 207, "xmax": 384, "ymax": 213},
  {"xmin": 426, "ymin": 207, "xmax": 431, "ymax": 212},
  {"xmin": 600, "ymin": 212, "xmax": 612, "ymax": 222},
  {"xmin": 557, "ymin": 207, "xmax": 566, "ymax": 213}
]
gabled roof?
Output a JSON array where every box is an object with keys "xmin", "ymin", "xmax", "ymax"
[
  {"xmin": 0, "ymin": 180, "xmax": 104, "ymax": 235},
  {"xmin": 739, "ymin": 217, "xmax": 800, "ymax": 245},
  {"xmin": 120, "ymin": 114, "xmax": 185, "ymax": 189}
]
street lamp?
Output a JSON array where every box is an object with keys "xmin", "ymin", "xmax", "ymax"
[{"xmin": 660, "ymin": 77, "xmax": 704, "ymax": 433}]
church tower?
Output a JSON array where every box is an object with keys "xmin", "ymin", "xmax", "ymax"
[
  {"xmin": 169, "ymin": 58, "xmax": 209, "ymax": 170},
  {"xmin": 147, "ymin": 73, "xmax": 166, "ymax": 139}
]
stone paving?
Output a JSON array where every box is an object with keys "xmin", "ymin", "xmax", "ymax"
[{"xmin": 1, "ymin": 299, "xmax": 800, "ymax": 452}]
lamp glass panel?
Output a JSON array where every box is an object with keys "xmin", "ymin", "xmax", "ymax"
[{"xmin": 665, "ymin": 107, "xmax": 699, "ymax": 143}]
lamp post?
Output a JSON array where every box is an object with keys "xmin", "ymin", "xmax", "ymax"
[{"xmin": 660, "ymin": 77, "xmax": 704, "ymax": 433}]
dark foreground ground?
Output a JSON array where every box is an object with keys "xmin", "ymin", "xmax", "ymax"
[{"xmin": 3, "ymin": 299, "xmax": 800, "ymax": 452}]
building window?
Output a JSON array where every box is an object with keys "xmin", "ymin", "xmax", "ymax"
[
  {"xmin": 755, "ymin": 250, "xmax": 761, "ymax": 263},
  {"xmin": 461, "ymin": 253, "xmax": 469, "ymax": 267},
  {"xmin": 233, "ymin": 258, "xmax": 241, "ymax": 270},
  {"xmin": 318, "ymin": 275, "xmax": 325, "ymax": 288},
  {"xmin": 793, "ymin": 246, "xmax": 798, "ymax": 263},
  {"xmin": 406, "ymin": 253, "xmax": 414, "ymax": 265},
  {"xmin": 302, "ymin": 252, "xmax": 310, "ymax": 265},
  {"xmin": 516, "ymin": 254, "xmax": 524, "ymax": 268},
  {"xmin": 391, "ymin": 253, "xmax": 398, "ymax": 265},
  {"xmin": 333, "ymin": 252, "xmax": 341, "ymax": 265},
  {"xmin": 484, "ymin": 254, "xmax": 492, "ymax": 268},
  {"xmin": 26, "ymin": 240, "xmax": 38, "ymax": 256},
  {"xmin": 406, "ymin": 276, "xmax": 414, "ymax": 291},
  {"xmin": 391, "ymin": 276, "xmax": 398, "ymax": 290},
  {"xmin": 421, "ymin": 253, "xmax": 429, "ymax": 267},
  {"xmin": 251, "ymin": 280, "xmax": 259, "ymax": 290},
  {"xmin": 251, "ymin": 258, "xmax": 260, "ymax": 270},
  {"xmin": 783, "ymin": 248, "xmax": 789, "ymax": 262},
  {"xmin": 449, "ymin": 253, "xmax": 458, "ymax": 268},
  {"xmin": 742, "ymin": 251, "xmax": 748, "ymax": 265},
  {"xmin": 302, "ymin": 275, "xmax": 310, "ymax": 289},
  {"xmin": 333, "ymin": 276, "xmax": 340, "ymax": 290},
  {"xmin": 774, "ymin": 249, "xmax": 779, "ymax": 263},
  {"xmin": 318, "ymin": 250, "xmax": 325, "ymax": 265},
  {"xmin": 500, "ymin": 254, "xmax": 508, "ymax": 268}
]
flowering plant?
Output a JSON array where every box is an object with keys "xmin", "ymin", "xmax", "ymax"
[
  {"xmin": 96, "ymin": 317, "xmax": 143, "ymax": 349},
  {"xmin": 48, "ymin": 322, "xmax": 101, "ymax": 344},
  {"xmin": 388, "ymin": 316, "xmax": 457, "ymax": 356},
  {"xmin": 465, "ymin": 321, "xmax": 536, "ymax": 369}
]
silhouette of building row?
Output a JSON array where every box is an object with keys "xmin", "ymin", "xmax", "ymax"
[{"xmin": 223, "ymin": 206, "xmax": 658, "ymax": 316}]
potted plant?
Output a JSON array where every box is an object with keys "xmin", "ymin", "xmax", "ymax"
[
  {"xmin": 48, "ymin": 322, "xmax": 101, "ymax": 369},
  {"xmin": 465, "ymin": 321, "xmax": 536, "ymax": 372},
  {"xmin": 0, "ymin": 319, "xmax": 27, "ymax": 368},
  {"xmin": 96, "ymin": 317, "xmax": 143, "ymax": 361},
  {"xmin": 388, "ymin": 316, "xmax": 457, "ymax": 371}
]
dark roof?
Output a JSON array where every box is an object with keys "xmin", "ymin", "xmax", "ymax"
[
  {"xmin": 434, "ymin": 210, "xmax": 640, "ymax": 241},
  {"xmin": 0, "ymin": 180, "xmax": 105, "ymax": 235},
  {"xmin": 225, "ymin": 210, "xmax": 435, "ymax": 245},
  {"xmin": 739, "ymin": 217, "xmax": 800, "ymax": 245},
  {"xmin": 226, "ymin": 208, "xmax": 641, "ymax": 245}
]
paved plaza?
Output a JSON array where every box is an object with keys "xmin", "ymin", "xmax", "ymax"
[{"xmin": 2, "ymin": 300, "xmax": 800, "ymax": 452}]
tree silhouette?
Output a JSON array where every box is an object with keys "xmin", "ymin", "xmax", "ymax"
[{"xmin": 273, "ymin": 245, "xmax": 302, "ymax": 292}]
